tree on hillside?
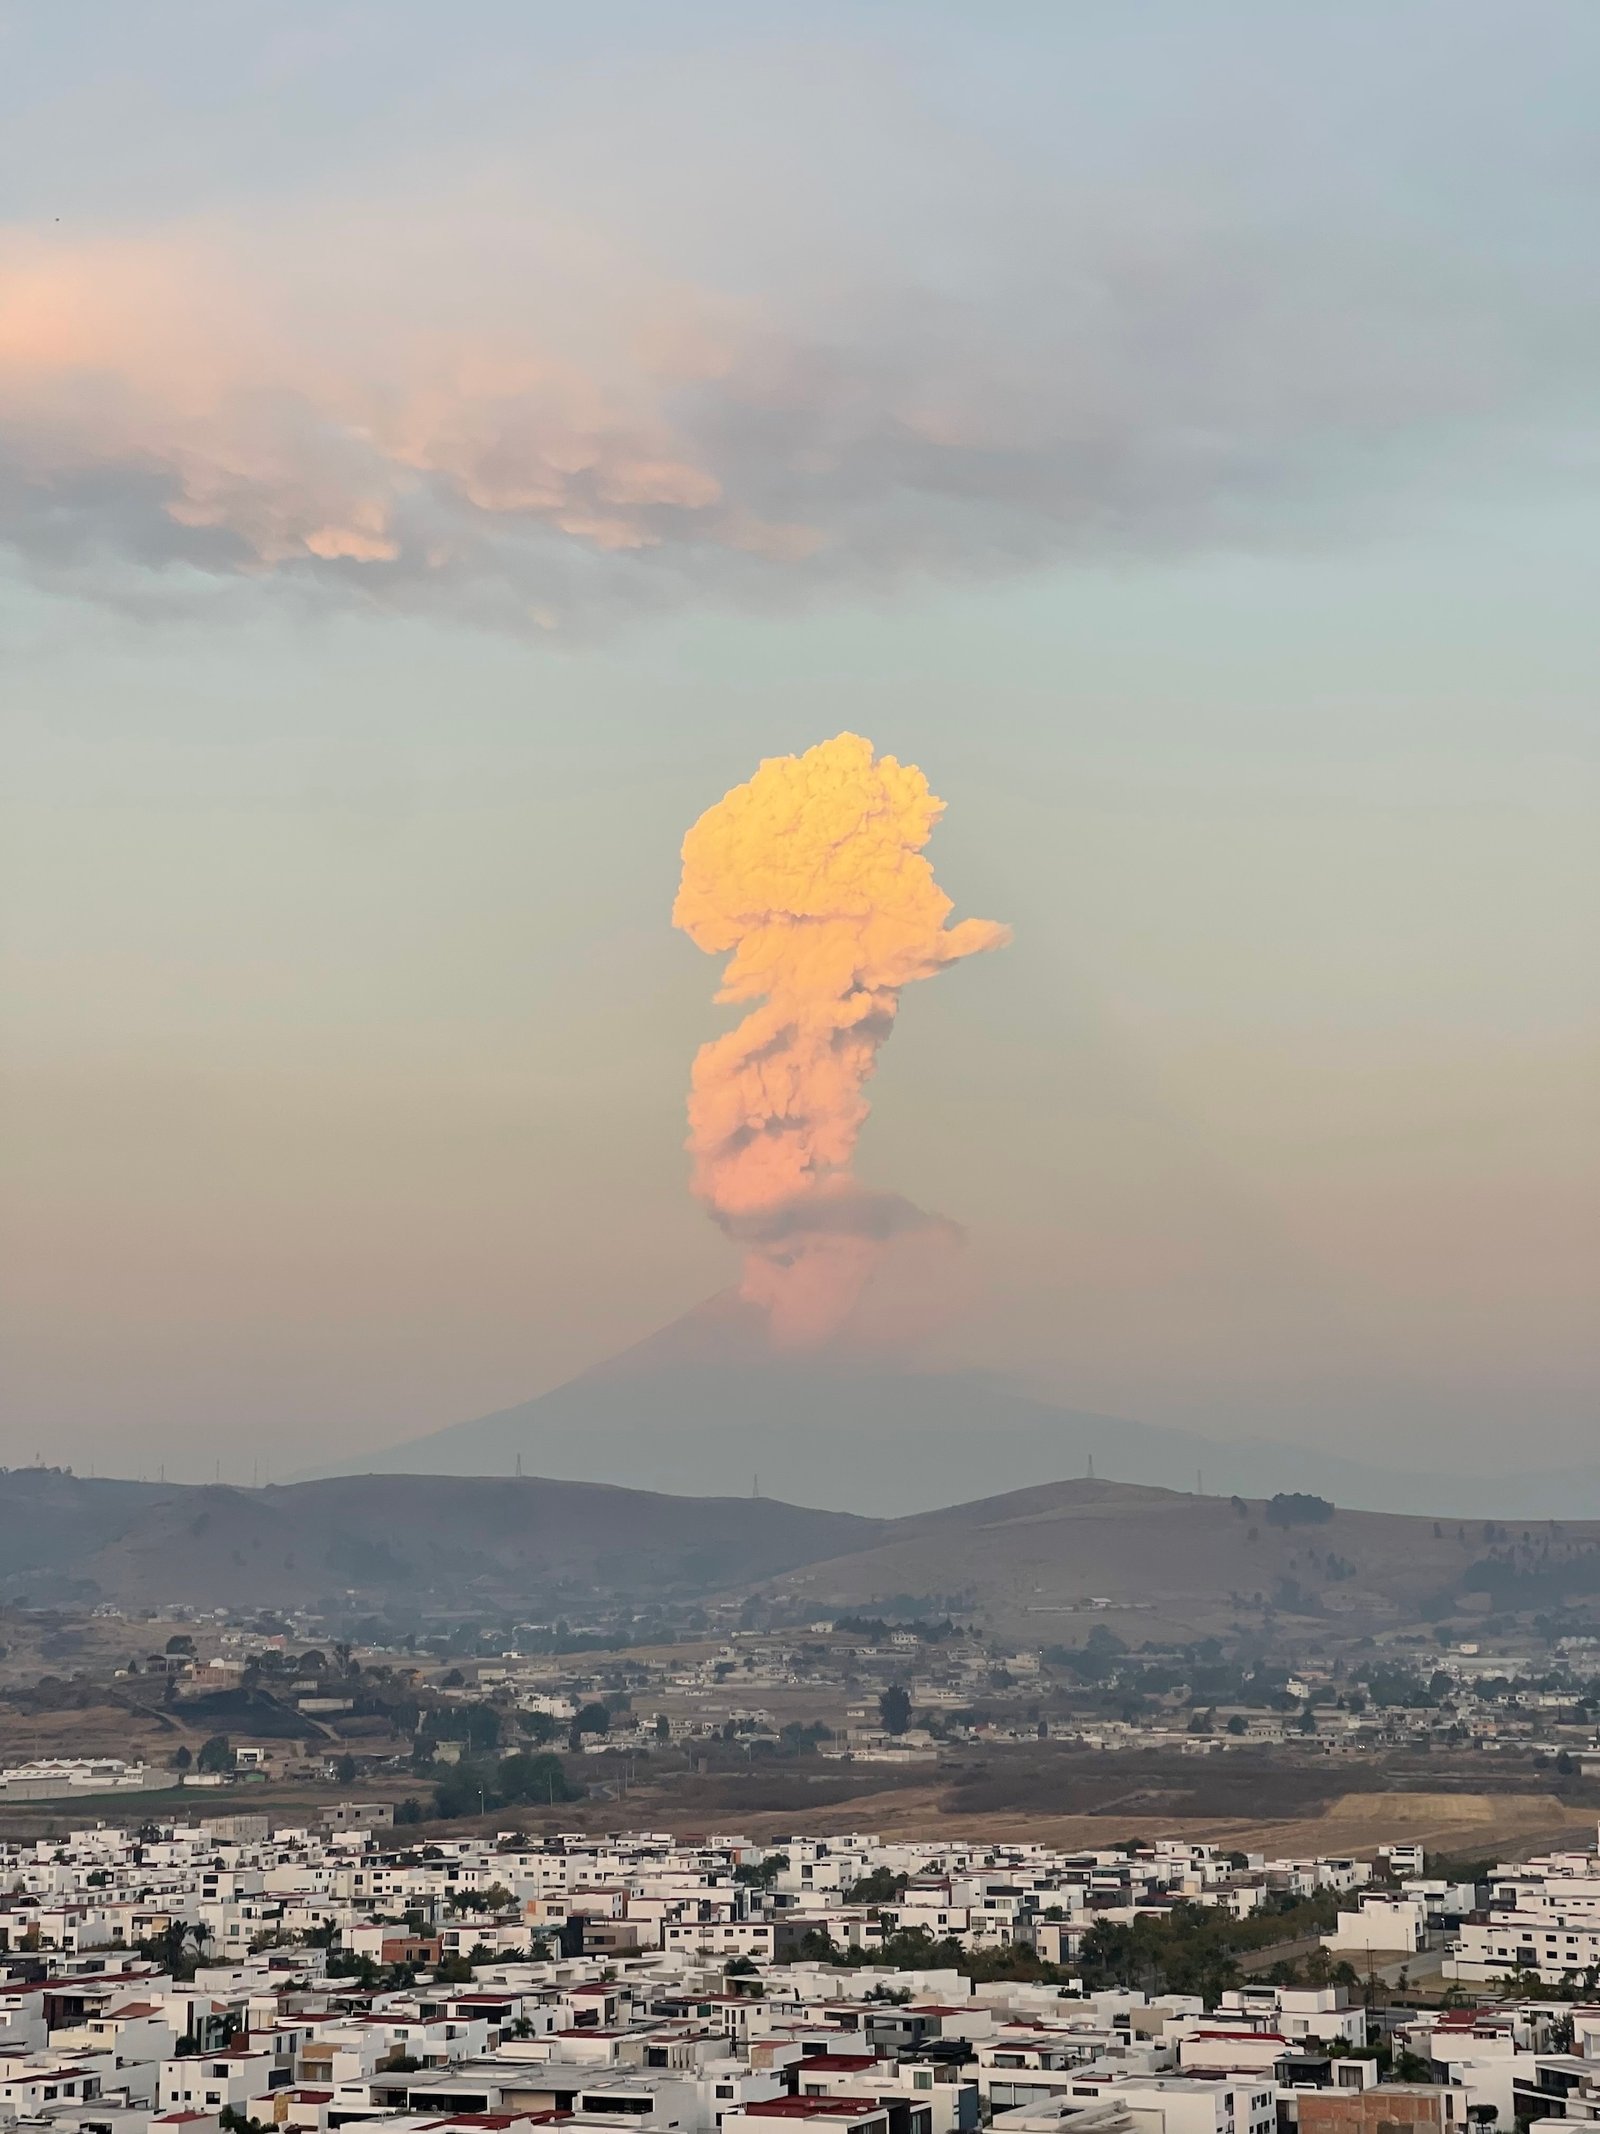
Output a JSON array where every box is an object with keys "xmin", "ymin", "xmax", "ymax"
[
  {"xmin": 196, "ymin": 1735, "xmax": 232, "ymax": 1774},
  {"xmin": 1265, "ymin": 1493, "xmax": 1335, "ymax": 1527}
]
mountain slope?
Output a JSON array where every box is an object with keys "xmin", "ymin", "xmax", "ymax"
[
  {"xmin": 763, "ymin": 1475, "xmax": 1600, "ymax": 1640},
  {"xmin": 315, "ymin": 1292, "xmax": 1220, "ymax": 1511},
  {"xmin": 0, "ymin": 1467, "xmax": 179, "ymax": 1589},
  {"xmin": 0, "ymin": 1470, "xmax": 882, "ymax": 1614},
  {"xmin": 322, "ymin": 1295, "xmax": 1600, "ymax": 1519}
]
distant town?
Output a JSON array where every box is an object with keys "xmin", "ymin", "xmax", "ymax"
[{"xmin": 8, "ymin": 1576, "xmax": 1600, "ymax": 1811}]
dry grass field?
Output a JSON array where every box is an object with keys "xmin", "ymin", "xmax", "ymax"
[
  {"xmin": 369, "ymin": 1769, "xmax": 1597, "ymax": 1868},
  {"xmin": 709, "ymin": 1782, "xmax": 1597, "ymax": 1862}
]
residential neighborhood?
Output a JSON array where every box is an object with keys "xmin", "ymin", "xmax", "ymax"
[{"xmin": 0, "ymin": 1808, "xmax": 1599, "ymax": 2134}]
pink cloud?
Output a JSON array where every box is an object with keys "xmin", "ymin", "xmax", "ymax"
[
  {"xmin": 0, "ymin": 175, "xmax": 1565, "ymax": 626},
  {"xmin": 0, "ymin": 217, "xmax": 760, "ymax": 588}
]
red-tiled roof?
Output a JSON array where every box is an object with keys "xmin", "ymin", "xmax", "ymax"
[
  {"xmin": 423, "ymin": 2119, "xmax": 537, "ymax": 2130},
  {"xmin": 744, "ymin": 2102, "xmax": 886, "ymax": 2121}
]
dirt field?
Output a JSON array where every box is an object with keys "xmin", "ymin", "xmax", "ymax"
[
  {"xmin": 7, "ymin": 1767, "xmax": 1588, "ymax": 1867},
  {"xmin": 0, "ymin": 1701, "xmax": 183, "ymax": 1763},
  {"xmin": 707, "ymin": 1783, "xmax": 1599, "ymax": 1863}
]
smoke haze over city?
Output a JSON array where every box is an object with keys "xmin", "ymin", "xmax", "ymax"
[{"xmin": 2, "ymin": 3, "xmax": 1597, "ymax": 1488}]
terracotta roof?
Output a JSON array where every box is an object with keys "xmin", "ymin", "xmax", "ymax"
[{"xmin": 744, "ymin": 2103, "xmax": 887, "ymax": 2121}]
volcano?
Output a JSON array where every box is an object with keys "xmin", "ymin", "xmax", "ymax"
[
  {"xmin": 305, "ymin": 1290, "xmax": 1600, "ymax": 1518},
  {"xmin": 312, "ymin": 1292, "xmax": 1145, "ymax": 1512},
  {"xmin": 306, "ymin": 1291, "xmax": 1437, "ymax": 1515}
]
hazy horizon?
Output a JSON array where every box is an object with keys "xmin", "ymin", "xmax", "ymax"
[{"xmin": 3, "ymin": 3, "xmax": 1596, "ymax": 1485}]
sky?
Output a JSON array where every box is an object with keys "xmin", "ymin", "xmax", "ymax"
[{"xmin": 2, "ymin": 1, "xmax": 1597, "ymax": 1483}]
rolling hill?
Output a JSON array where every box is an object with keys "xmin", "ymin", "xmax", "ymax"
[
  {"xmin": 0, "ymin": 1469, "xmax": 881, "ymax": 1615},
  {"xmin": 0, "ymin": 1467, "xmax": 178, "ymax": 1580},
  {"xmin": 8, "ymin": 1466, "xmax": 1600, "ymax": 1644},
  {"xmin": 760, "ymin": 1476, "xmax": 1600, "ymax": 1641}
]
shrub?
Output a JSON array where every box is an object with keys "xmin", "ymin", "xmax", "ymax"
[{"xmin": 1265, "ymin": 1494, "xmax": 1335, "ymax": 1527}]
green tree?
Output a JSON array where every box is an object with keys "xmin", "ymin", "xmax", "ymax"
[
  {"xmin": 844, "ymin": 1866, "xmax": 908, "ymax": 1904},
  {"xmin": 218, "ymin": 2109, "xmax": 271, "ymax": 2134},
  {"xmin": 878, "ymin": 1685, "xmax": 912, "ymax": 1735},
  {"xmin": 1265, "ymin": 1494, "xmax": 1335, "ymax": 1527},
  {"xmin": 498, "ymin": 1751, "xmax": 575, "ymax": 1805},
  {"xmin": 735, "ymin": 1853, "xmax": 789, "ymax": 1889},
  {"xmin": 432, "ymin": 1751, "xmax": 575, "ymax": 1821},
  {"xmin": 569, "ymin": 1701, "xmax": 609, "ymax": 1749},
  {"xmin": 196, "ymin": 1735, "xmax": 232, "ymax": 1774}
]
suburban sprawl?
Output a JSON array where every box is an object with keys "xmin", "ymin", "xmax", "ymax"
[
  {"xmin": 12, "ymin": 1474, "xmax": 1600, "ymax": 2134},
  {"xmin": 4, "ymin": 1811, "xmax": 1600, "ymax": 2134}
]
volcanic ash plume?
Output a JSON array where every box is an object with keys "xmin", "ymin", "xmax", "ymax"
[{"xmin": 672, "ymin": 732, "xmax": 1010, "ymax": 1345}]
